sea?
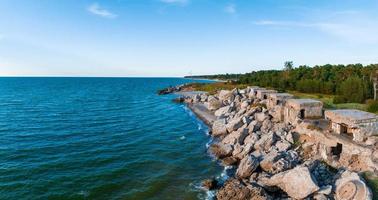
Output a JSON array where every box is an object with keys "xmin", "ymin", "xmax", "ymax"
[{"xmin": 0, "ymin": 77, "xmax": 225, "ymax": 200}]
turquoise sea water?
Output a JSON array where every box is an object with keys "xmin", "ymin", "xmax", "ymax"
[{"xmin": 0, "ymin": 78, "xmax": 223, "ymax": 200}]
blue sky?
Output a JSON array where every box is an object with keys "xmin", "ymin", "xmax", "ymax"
[{"xmin": 1, "ymin": 0, "xmax": 378, "ymax": 77}]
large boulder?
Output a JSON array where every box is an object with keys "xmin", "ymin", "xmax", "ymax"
[
  {"xmin": 334, "ymin": 170, "xmax": 372, "ymax": 200},
  {"xmin": 212, "ymin": 119, "xmax": 228, "ymax": 136},
  {"xmin": 200, "ymin": 94, "xmax": 208, "ymax": 102},
  {"xmin": 217, "ymin": 178, "xmax": 270, "ymax": 200},
  {"xmin": 260, "ymin": 150, "xmax": 299, "ymax": 174},
  {"xmin": 192, "ymin": 94, "xmax": 201, "ymax": 103},
  {"xmin": 232, "ymin": 143, "xmax": 254, "ymax": 160},
  {"xmin": 226, "ymin": 117, "xmax": 244, "ymax": 133},
  {"xmin": 275, "ymin": 140, "xmax": 292, "ymax": 152},
  {"xmin": 215, "ymin": 105, "xmax": 233, "ymax": 117},
  {"xmin": 222, "ymin": 156, "xmax": 238, "ymax": 166},
  {"xmin": 260, "ymin": 150, "xmax": 281, "ymax": 173},
  {"xmin": 244, "ymin": 132, "xmax": 260, "ymax": 146},
  {"xmin": 260, "ymin": 166, "xmax": 319, "ymax": 199},
  {"xmin": 248, "ymin": 120, "xmax": 262, "ymax": 133},
  {"xmin": 207, "ymin": 96, "xmax": 222, "ymax": 111},
  {"xmin": 254, "ymin": 132, "xmax": 278, "ymax": 152},
  {"xmin": 219, "ymin": 90, "xmax": 235, "ymax": 102},
  {"xmin": 255, "ymin": 112, "xmax": 269, "ymax": 122},
  {"xmin": 222, "ymin": 128, "xmax": 249, "ymax": 146},
  {"xmin": 209, "ymin": 143, "xmax": 233, "ymax": 159},
  {"xmin": 240, "ymin": 100, "xmax": 250, "ymax": 109},
  {"xmin": 236, "ymin": 155, "xmax": 260, "ymax": 178},
  {"xmin": 261, "ymin": 119, "xmax": 273, "ymax": 133}
]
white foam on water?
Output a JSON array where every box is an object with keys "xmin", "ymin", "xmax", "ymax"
[
  {"xmin": 190, "ymin": 181, "xmax": 216, "ymax": 200},
  {"xmin": 181, "ymin": 103, "xmax": 226, "ymax": 200},
  {"xmin": 205, "ymin": 137, "xmax": 215, "ymax": 149},
  {"xmin": 180, "ymin": 136, "xmax": 186, "ymax": 140},
  {"xmin": 78, "ymin": 190, "xmax": 89, "ymax": 197},
  {"xmin": 205, "ymin": 190, "xmax": 216, "ymax": 200},
  {"xmin": 218, "ymin": 165, "xmax": 234, "ymax": 183},
  {"xmin": 182, "ymin": 106, "xmax": 194, "ymax": 117}
]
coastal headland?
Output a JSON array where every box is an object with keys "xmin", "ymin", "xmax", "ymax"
[{"xmin": 160, "ymin": 83, "xmax": 378, "ymax": 200}]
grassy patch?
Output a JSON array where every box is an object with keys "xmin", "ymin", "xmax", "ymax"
[
  {"xmin": 367, "ymin": 100, "xmax": 378, "ymax": 113},
  {"xmin": 187, "ymin": 82, "xmax": 248, "ymax": 95},
  {"xmin": 334, "ymin": 103, "xmax": 367, "ymax": 110},
  {"xmin": 288, "ymin": 90, "xmax": 377, "ymax": 113},
  {"xmin": 363, "ymin": 172, "xmax": 378, "ymax": 200}
]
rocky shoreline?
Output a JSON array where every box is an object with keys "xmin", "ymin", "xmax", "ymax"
[{"xmin": 161, "ymin": 85, "xmax": 376, "ymax": 200}]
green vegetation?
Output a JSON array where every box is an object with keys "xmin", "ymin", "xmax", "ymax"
[
  {"xmin": 367, "ymin": 100, "xmax": 378, "ymax": 113},
  {"xmin": 186, "ymin": 82, "xmax": 247, "ymax": 94},
  {"xmin": 363, "ymin": 172, "xmax": 378, "ymax": 200},
  {"xmin": 187, "ymin": 63, "xmax": 378, "ymax": 113},
  {"xmin": 239, "ymin": 63, "xmax": 377, "ymax": 104}
]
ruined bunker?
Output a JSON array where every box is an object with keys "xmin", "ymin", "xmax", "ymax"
[
  {"xmin": 325, "ymin": 109, "xmax": 378, "ymax": 142},
  {"xmin": 284, "ymin": 99, "xmax": 323, "ymax": 124}
]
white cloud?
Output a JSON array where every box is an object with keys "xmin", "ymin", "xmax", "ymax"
[
  {"xmin": 253, "ymin": 20, "xmax": 317, "ymax": 27},
  {"xmin": 224, "ymin": 4, "xmax": 236, "ymax": 14},
  {"xmin": 87, "ymin": 3, "xmax": 117, "ymax": 19},
  {"xmin": 253, "ymin": 19, "xmax": 378, "ymax": 43},
  {"xmin": 160, "ymin": 0, "xmax": 188, "ymax": 5}
]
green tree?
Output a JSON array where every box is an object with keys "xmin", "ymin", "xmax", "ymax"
[
  {"xmin": 338, "ymin": 77, "xmax": 365, "ymax": 103},
  {"xmin": 284, "ymin": 61, "xmax": 294, "ymax": 71}
]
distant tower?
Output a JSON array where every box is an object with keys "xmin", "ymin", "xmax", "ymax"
[{"xmin": 374, "ymin": 70, "xmax": 378, "ymax": 101}]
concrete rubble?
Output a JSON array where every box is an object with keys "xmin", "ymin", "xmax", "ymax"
[{"xmin": 164, "ymin": 85, "xmax": 377, "ymax": 199}]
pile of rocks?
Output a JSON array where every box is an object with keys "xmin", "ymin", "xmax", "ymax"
[
  {"xmin": 183, "ymin": 87, "xmax": 372, "ymax": 200},
  {"xmin": 158, "ymin": 84, "xmax": 188, "ymax": 95}
]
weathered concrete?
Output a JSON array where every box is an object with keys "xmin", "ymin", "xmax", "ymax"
[
  {"xmin": 256, "ymin": 89, "xmax": 277, "ymax": 100},
  {"xmin": 175, "ymin": 85, "xmax": 376, "ymax": 200},
  {"xmin": 335, "ymin": 170, "xmax": 372, "ymax": 200},
  {"xmin": 325, "ymin": 109, "xmax": 378, "ymax": 142},
  {"xmin": 267, "ymin": 93, "xmax": 293, "ymax": 109},
  {"xmin": 261, "ymin": 166, "xmax": 319, "ymax": 199},
  {"xmin": 285, "ymin": 98, "xmax": 323, "ymax": 124},
  {"xmin": 296, "ymin": 122, "xmax": 378, "ymax": 172}
]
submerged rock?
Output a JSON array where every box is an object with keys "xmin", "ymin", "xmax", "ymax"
[
  {"xmin": 202, "ymin": 178, "xmax": 218, "ymax": 190},
  {"xmin": 172, "ymin": 97, "xmax": 185, "ymax": 103}
]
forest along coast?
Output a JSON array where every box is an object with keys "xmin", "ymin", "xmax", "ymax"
[{"xmin": 160, "ymin": 84, "xmax": 378, "ymax": 200}]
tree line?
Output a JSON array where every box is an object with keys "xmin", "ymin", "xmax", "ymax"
[{"xmin": 186, "ymin": 63, "xmax": 378, "ymax": 103}]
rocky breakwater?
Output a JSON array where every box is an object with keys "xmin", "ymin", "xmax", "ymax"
[
  {"xmin": 182, "ymin": 88, "xmax": 372, "ymax": 200},
  {"xmin": 158, "ymin": 83, "xmax": 197, "ymax": 95}
]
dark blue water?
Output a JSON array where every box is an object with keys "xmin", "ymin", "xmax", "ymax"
[{"xmin": 0, "ymin": 78, "xmax": 223, "ymax": 200}]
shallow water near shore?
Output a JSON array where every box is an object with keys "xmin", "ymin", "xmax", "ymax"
[{"xmin": 0, "ymin": 77, "xmax": 223, "ymax": 200}]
